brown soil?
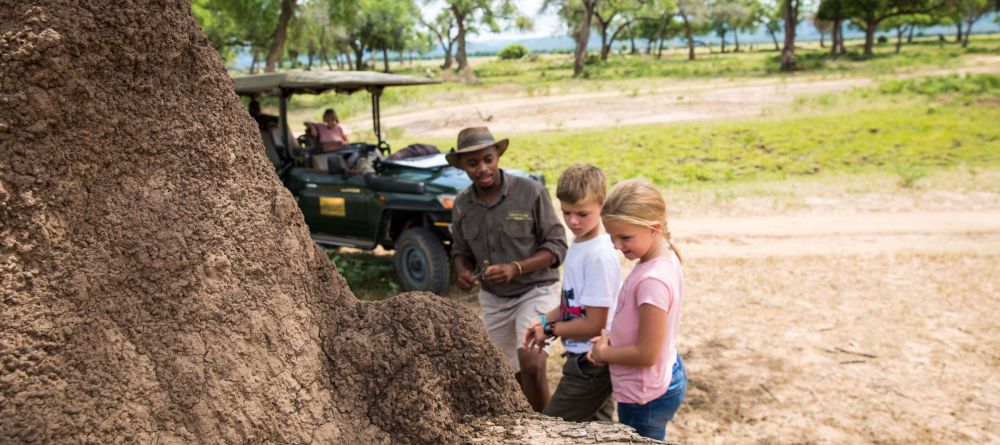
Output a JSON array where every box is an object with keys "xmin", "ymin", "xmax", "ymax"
[
  {"xmin": 365, "ymin": 57, "xmax": 1000, "ymax": 137},
  {"xmin": 0, "ymin": 2, "xmax": 545, "ymax": 443}
]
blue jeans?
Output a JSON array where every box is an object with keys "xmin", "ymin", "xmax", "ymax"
[{"xmin": 617, "ymin": 355, "xmax": 687, "ymax": 441}]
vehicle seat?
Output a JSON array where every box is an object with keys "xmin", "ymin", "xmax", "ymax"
[
  {"xmin": 386, "ymin": 144, "xmax": 440, "ymax": 161},
  {"xmin": 260, "ymin": 129, "xmax": 284, "ymax": 168},
  {"xmin": 311, "ymin": 145, "xmax": 362, "ymax": 174}
]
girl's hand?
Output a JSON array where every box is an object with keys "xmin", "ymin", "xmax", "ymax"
[
  {"xmin": 522, "ymin": 322, "xmax": 547, "ymax": 350},
  {"xmin": 589, "ymin": 329, "xmax": 610, "ymax": 364}
]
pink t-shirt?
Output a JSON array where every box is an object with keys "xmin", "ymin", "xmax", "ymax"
[
  {"xmin": 316, "ymin": 123, "xmax": 348, "ymax": 144},
  {"xmin": 609, "ymin": 251, "xmax": 683, "ymax": 405}
]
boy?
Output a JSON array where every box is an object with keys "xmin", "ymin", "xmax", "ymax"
[{"xmin": 523, "ymin": 163, "xmax": 621, "ymax": 422}]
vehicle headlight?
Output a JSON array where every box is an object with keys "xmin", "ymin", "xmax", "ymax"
[{"xmin": 437, "ymin": 194, "xmax": 456, "ymax": 209}]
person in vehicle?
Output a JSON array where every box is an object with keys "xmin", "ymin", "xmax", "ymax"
[
  {"xmin": 248, "ymin": 99, "xmax": 277, "ymax": 132},
  {"xmin": 449, "ymin": 127, "xmax": 568, "ymax": 413},
  {"xmin": 308, "ymin": 108, "xmax": 350, "ymax": 152}
]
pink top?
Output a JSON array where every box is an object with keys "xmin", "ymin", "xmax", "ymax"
[
  {"xmin": 609, "ymin": 251, "xmax": 683, "ymax": 405},
  {"xmin": 316, "ymin": 123, "xmax": 348, "ymax": 144}
]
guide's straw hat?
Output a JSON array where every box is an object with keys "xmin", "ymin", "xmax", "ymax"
[{"xmin": 446, "ymin": 127, "xmax": 509, "ymax": 167}]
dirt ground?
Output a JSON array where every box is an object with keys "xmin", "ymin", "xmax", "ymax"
[
  {"xmin": 358, "ymin": 56, "xmax": 1000, "ymax": 137},
  {"xmin": 455, "ymin": 177, "xmax": 1000, "ymax": 444}
]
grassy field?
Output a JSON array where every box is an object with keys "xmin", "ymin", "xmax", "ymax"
[
  {"xmin": 272, "ymin": 35, "xmax": 1000, "ymax": 125},
  {"xmin": 325, "ymin": 73, "xmax": 1000, "ymax": 300}
]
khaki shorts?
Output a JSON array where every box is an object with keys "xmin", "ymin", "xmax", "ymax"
[{"xmin": 479, "ymin": 283, "xmax": 560, "ymax": 374}]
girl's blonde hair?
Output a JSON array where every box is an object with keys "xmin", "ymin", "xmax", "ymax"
[{"xmin": 602, "ymin": 179, "xmax": 682, "ymax": 262}]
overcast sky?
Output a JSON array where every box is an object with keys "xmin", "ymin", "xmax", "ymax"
[{"xmin": 418, "ymin": 0, "xmax": 565, "ymax": 41}]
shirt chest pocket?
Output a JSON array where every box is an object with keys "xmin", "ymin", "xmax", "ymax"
[{"xmin": 501, "ymin": 220, "xmax": 534, "ymax": 240}]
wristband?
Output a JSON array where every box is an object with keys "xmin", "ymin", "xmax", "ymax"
[
  {"xmin": 512, "ymin": 261, "xmax": 523, "ymax": 276},
  {"xmin": 543, "ymin": 321, "xmax": 557, "ymax": 338}
]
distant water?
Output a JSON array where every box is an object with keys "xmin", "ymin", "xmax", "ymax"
[{"xmin": 231, "ymin": 14, "xmax": 998, "ymax": 71}]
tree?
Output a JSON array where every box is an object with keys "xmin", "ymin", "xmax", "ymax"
[
  {"xmin": 817, "ymin": 0, "xmax": 848, "ymax": 55},
  {"xmin": 265, "ymin": 0, "xmax": 298, "ymax": 72},
  {"xmin": 331, "ymin": 0, "xmax": 417, "ymax": 71},
  {"xmin": 779, "ymin": 0, "xmax": 802, "ymax": 71},
  {"xmin": 192, "ymin": 0, "xmax": 287, "ymax": 73},
  {"xmin": 440, "ymin": 0, "xmax": 525, "ymax": 71},
  {"xmin": 592, "ymin": 0, "xmax": 648, "ymax": 61},
  {"xmin": 677, "ymin": 0, "xmax": 710, "ymax": 60},
  {"xmin": 756, "ymin": 0, "xmax": 783, "ymax": 51},
  {"xmin": 710, "ymin": 0, "xmax": 753, "ymax": 53},
  {"xmin": 421, "ymin": 9, "xmax": 460, "ymax": 69},
  {"xmin": 543, "ymin": 0, "xmax": 600, "ymax": 77},
  {"xmin": 841, "ymin": 0, "xmax": 938, "ymax": 57}
]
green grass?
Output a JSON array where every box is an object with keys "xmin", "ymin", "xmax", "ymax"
[
  {"xmin": 324, "ymin": 248, "xmax": 400, "ymax": 300},
  {"xmin": 401, "ymin": 75, "xmax": 1000, "ymax": 191},
  {"xmin": 270, "ymin": 35, "xmax": 1000, "ymax": 124}
]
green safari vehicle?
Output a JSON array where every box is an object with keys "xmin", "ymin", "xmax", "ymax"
[{"xmin": 233, "ymin": 71, "xmax": 544, "ymax": 294}]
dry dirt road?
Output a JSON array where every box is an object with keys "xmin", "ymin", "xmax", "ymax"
[
  {"xmin": 362, "ymin": 56, "xmax": 1000, "ymax": 137},
  {"xmin": 492, "ymin": 185, "xmax": 1000, "ymax": 445}
]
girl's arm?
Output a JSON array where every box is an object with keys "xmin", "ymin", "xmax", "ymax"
[{"xmin": 591, "ymin": 303, "xmax": 667, "ymax": 367}]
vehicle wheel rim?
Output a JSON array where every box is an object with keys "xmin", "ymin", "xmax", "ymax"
[{"xmin": 404, "ymin": 247, "xmax": 427, "ymax": 284}]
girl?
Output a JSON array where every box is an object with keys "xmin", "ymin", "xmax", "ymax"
[{"xmin": 588, "ymin": 179, "xmax": 686, "ymax": 441}]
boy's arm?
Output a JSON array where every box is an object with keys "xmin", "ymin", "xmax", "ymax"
[{"xmin": 550, "ymin": 306, "xmax": 608, "ymax": 340}]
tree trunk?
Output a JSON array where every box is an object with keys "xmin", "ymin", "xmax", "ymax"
[
  {"xmin": 264, "ymin": 0, "xmax": 296, "ymax": 73},
  {"xmin": 442, "ymin": 40, "xmax": 454, "ymax": 69},
  {"xmin": 820, "ymin": 31, "xmax": 826, "ymax": 48},
  {"xmin": 895, "ymin": 25, "xmax": 904, "ymax": 54},
  {"xmin": 962, "ymin": 18, "xmax": 974, "ymax": 48},
  {"xmin": 720, "ymin": 29, "xmax": 727, "ymax": 53},
  {"xmin": 734, "ymin": 29, "xmax": 741, "ymax": 52},
  {"xmin": 831, "ymin": 17, "xmax": 841, "ymax": 56},
  {"xmin": 681, "ymin": 12, "xmax": 695, "ymax": 61},
  {"xmin": 863, "ymin": 21, "xmax": 876, "ymax": 56},
  {"xmin": 352, "ymin": 44, "xmax": 365, "ymax": 71},
  {"xmin": 955, "ymin": 22, "xmax": 963, "ymax": 43},
  {"xmin": 452, "ymin": 5, "xmax": 469, "ymax": 71},
  {"xmin": 573, "ymin": 0, "xmax": 596, "ymax": 78},
  {"xmin": 768, "ymin": 29, "xmax": 780, "ymax": 51},
  {"xmin": 907, "ymin": 23, "xmax": 916, "ymax": 43},
  {"xmin": 249, "ymin": 48, "xmax": 260, "ymax": 74},
  {"xmin": 779, "ymin": 0, "xmax": 798, "ymax": 71},
  {"xmin": 383, "ymin": 48, "xmax": 390, "ymax": 73},
  {"xmin": 599, "ymin": 21, "xmax": 611, "ymax": 61}
]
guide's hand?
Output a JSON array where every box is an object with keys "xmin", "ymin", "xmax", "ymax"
[
  {"xmin": 522, "ymin": 322, "xmax": 547, "ymax": 350},
  {"xmin": 457, "ymin": 269, "xmax": 478, "ymax": 291},
  {"xmin": 483, "ymin": 263, "xmax": 517, "ymax": 284}
]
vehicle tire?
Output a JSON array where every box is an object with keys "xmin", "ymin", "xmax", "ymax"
[{"xmin": 394, "ymin": 227, "xmax": 450, "ymax": 295}]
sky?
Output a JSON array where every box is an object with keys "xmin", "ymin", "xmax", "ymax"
[{"xmin": 419, "ymin": 0, "xmax": 566, "ymax": 42}]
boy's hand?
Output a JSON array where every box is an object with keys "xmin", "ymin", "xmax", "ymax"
[
  {"xmin": 483, "ymin": 263, "xmax": 517, "ymax": 284},
  {"xmin": 587, "ymin": 330, "xmax": 610, "ymax": 365},
  {"xmin": 522, "ymin": 322, "xmax": 548, "ymax": 350},
  {"xmin": 457, "ymin": 270, "xmax": 478, "ymax": 291}
]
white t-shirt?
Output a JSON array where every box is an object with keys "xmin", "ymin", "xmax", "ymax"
[{"xmin": 560, "ymin": 233, "xmax": 622, "ymax": 354}]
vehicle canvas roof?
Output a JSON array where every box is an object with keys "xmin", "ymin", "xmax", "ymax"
[{"xmin": 233, "ymin": 71, "xmax": 439, "ymax": 96}]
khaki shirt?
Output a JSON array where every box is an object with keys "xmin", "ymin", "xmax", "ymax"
[{"xmin": 452, "ymin": 170, "xmax": 567, "ymax": 297}]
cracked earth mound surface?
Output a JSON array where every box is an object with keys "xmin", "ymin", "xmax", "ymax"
[{"xmin": 0, "ymin": 1, "xmax": 564, "ymax": 443}]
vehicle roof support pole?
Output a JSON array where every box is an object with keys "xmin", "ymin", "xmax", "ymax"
[
  {"xmin": 371, "ymin": 87, "xmax": 383, "ymax": 146},
  {"xmin": 279, "ymin": 88, "xmax": 290, "ymax": 161}
]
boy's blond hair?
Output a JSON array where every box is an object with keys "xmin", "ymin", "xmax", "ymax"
[
  {"xmin": 556, "ymin": 164, "xmax": 607, "ymax": 205},
  {"xmin": 602, "ymin": 178, "xmax": 682, "ymax": 262}
]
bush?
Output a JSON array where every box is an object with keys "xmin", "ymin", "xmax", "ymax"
[{"xmin": 498, "ymin": 44, "xmax": 530, "ymax": 60}]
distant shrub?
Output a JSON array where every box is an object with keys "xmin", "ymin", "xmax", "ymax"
[
  {"xmin": 498, "ymin": 44, "xmax": 530, "ymax": 60},
  {"xmin": 878, "ymin": 74, "xmax": 1000, "ymax": 99}
]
